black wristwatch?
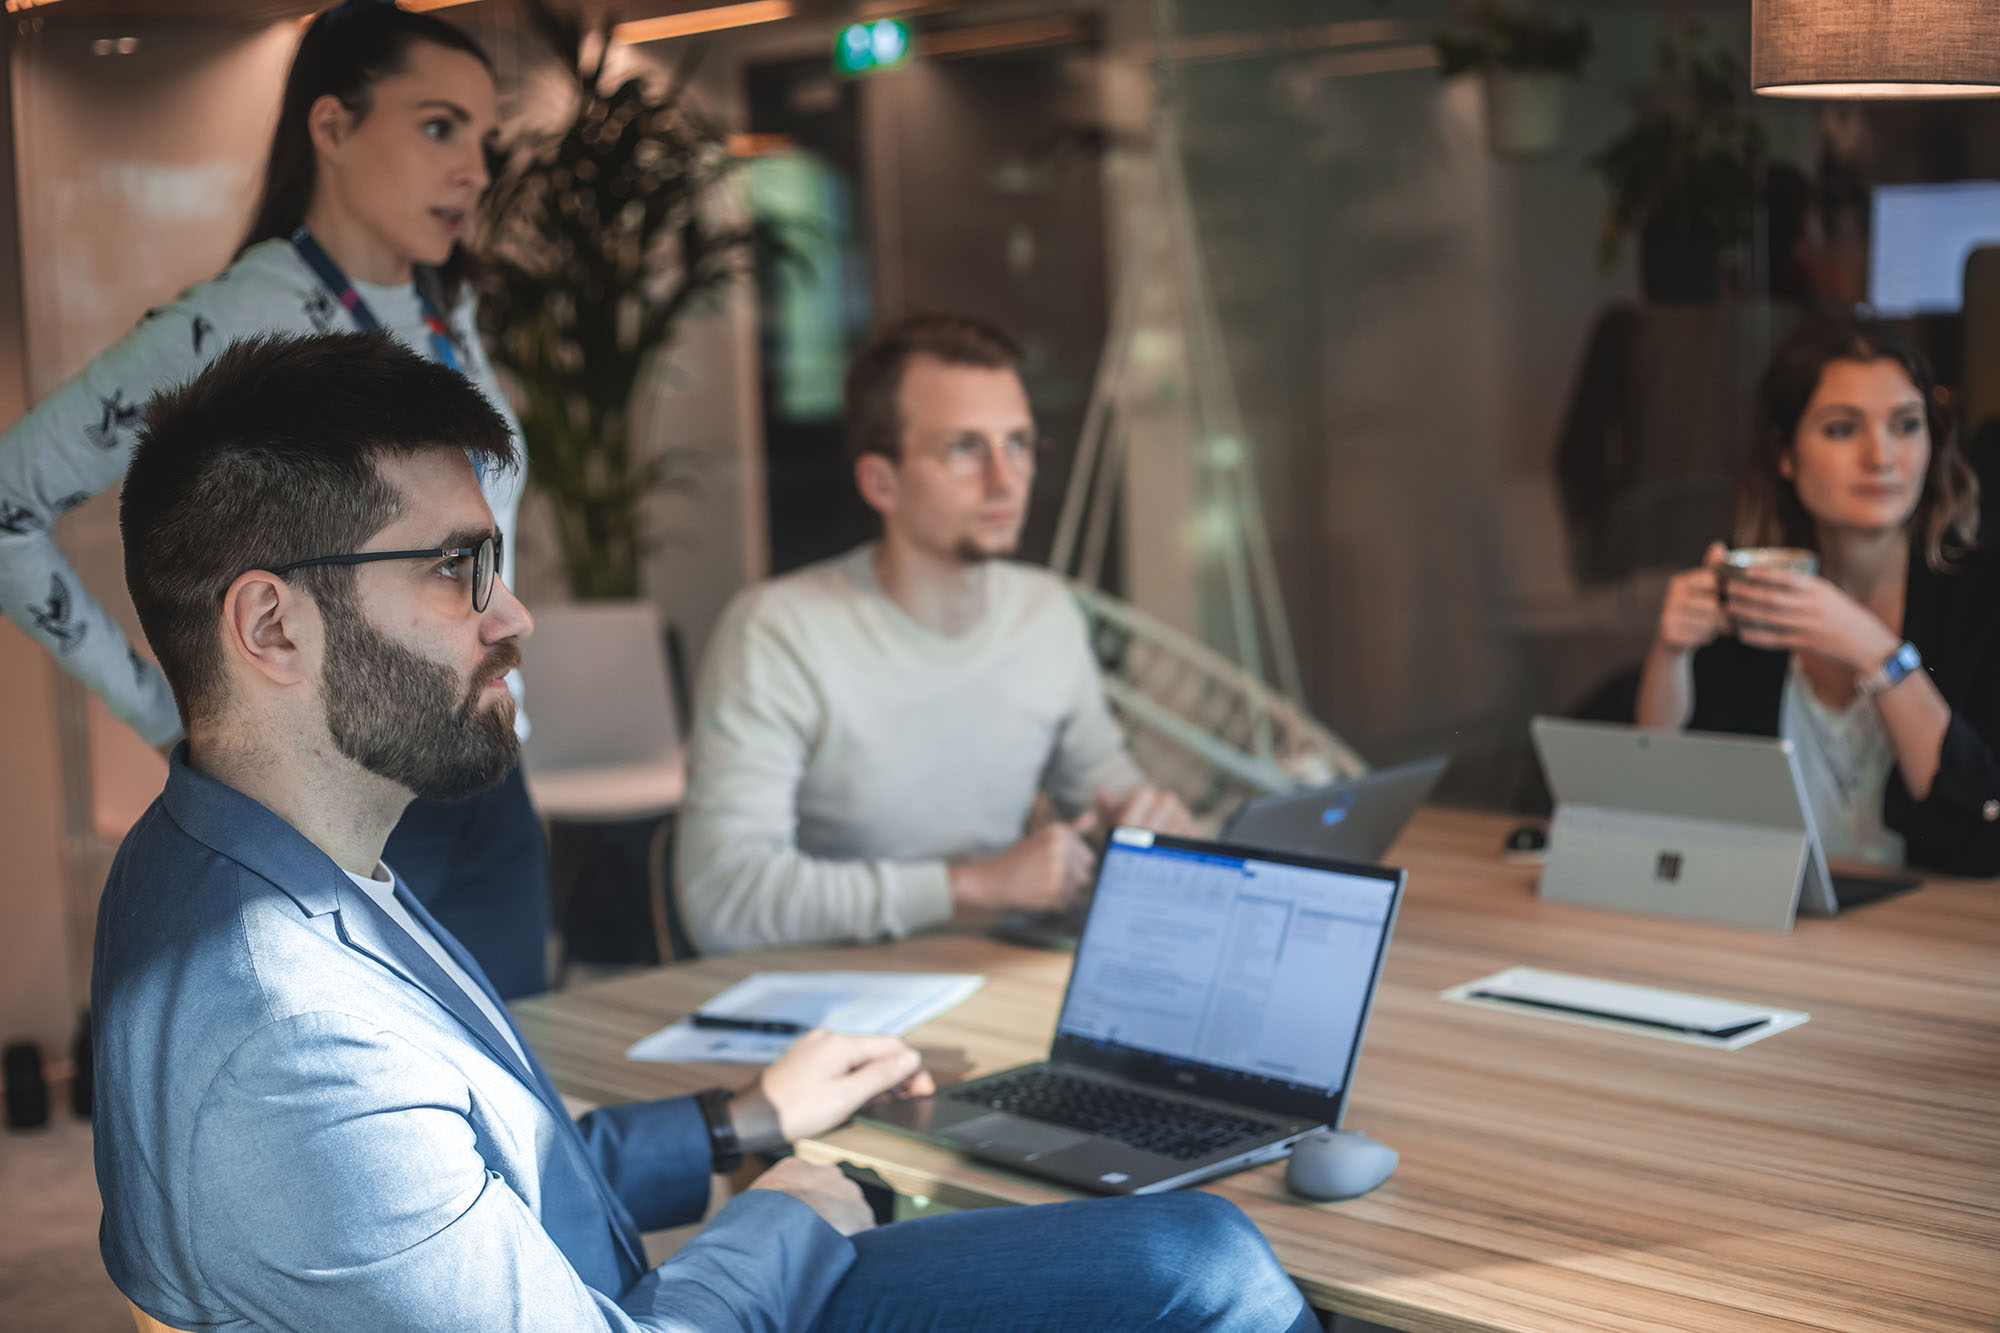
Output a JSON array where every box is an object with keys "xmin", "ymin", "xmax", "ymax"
[{"xmin": 693, "ymin": 1086, "xmax": 744, "ymax": 1175}]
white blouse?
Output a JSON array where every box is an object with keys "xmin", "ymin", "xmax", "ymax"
[{"xmin": 1779, "ymin": 654, "xmax": 1905, "ymax": 865}]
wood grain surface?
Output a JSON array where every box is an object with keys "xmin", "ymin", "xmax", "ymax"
[{"xmin": 511, "ymin": 807, "xmax": 2000, "ymax": 1332}]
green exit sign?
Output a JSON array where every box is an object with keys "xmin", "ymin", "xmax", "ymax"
[{"xmin": 833, "ymin": 19, "xmax": 911, "ymax": 78}]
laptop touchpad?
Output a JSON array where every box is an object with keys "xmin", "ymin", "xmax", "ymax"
[{"xmin": 943, "ymin": 1113, "xmax": 1093, "ymax": 1156}]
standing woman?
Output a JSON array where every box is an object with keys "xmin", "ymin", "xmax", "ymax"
[
  {"xmin": 0, "ymin": 0, "xmax": 551, "ymax": 994},
  {"xmin": 1635, "ymin": 316, "xmax": 1999, "ymax": 876}
]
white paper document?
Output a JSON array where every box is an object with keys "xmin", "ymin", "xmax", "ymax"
[
  {"xmin": 625, "ymin": 971, "xmax": 985, "ymax": 1064},
  {"xmin": 1440, "ymin": 966, "xmax": 1808, "ymax": 1050}
]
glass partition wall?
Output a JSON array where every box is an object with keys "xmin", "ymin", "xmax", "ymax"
[
  {"xmin": 1099, "ymin": 0, "xmax": 1998, "ymax": 806},
  {"xmin": 6, "ymin": 0, "xmax": 1999, "ymax": 1046}
]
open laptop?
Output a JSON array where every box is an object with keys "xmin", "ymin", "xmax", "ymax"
[
  {"xmin": 1224, "ymin": 755, "xmax": 1450, "ymax": 858},
  {"xmin": 1529, "ymin": 717, "xmax": 1917, "ymax": 933},
  {"xmin": 993, "ymin": 756, "xmax": 1444, "ymax": 950},
  {"xmin": 866, "ymin": 829, "xmax": 1405, "ymax": 1195}
]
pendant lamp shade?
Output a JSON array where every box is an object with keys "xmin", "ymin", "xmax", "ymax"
[{"xmin": 1752, "ymin": 0, "xmax": 2000, "ymax": 98}]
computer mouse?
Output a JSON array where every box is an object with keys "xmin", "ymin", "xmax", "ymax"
[
  {"xmin": 1502, "ymin": 825, "xmax": 1547, "ymax": 862},
  {"xmin": 1283, "ymin": 1129, "xmax": 1398, "ymax": 1201}
]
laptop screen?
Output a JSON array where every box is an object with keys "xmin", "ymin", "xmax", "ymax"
[{"xmin": 1050, "ymin": 829, "xmax": 1403, "ymax": 1122}]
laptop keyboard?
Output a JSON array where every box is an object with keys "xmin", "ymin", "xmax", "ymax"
[{"xmin": 947, "ymin": 1068, "xmax": 1277, "ymax": 1162}]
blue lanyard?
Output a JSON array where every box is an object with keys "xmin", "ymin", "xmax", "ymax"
[
  {"xmin": 290, "ymin": 225, "xmax": 483, "ymax": 480},
  {"xmin": 289, "ymin": 225, "xmax": 463, "ymax": 373}
]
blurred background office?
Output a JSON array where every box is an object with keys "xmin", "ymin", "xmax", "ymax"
[{"xmin": 1, "ymin": 1, "xmax": 1996, "ymax": 1320}]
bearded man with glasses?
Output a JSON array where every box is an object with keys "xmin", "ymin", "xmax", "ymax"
[{"xmin": 93, "ymin": 329, "xmax": 1315, "ymax": 1333}]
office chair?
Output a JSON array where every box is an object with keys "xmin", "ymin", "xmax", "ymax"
[
  {"xmin": 519, "ymin": 601, "xmax": 686, "ymax": 823},
  {"xmin": 1072, "ymin": 584, "xmax": 1366, "ymax": 818},
  {"xmin": 518, "ymin": 601, "xmax": 689, "ymax": 973}
]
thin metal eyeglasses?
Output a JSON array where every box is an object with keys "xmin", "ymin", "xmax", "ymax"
[
  {"xmin": 919, "ymin": 432, "xmax": 1041, "ymax": 480},
  {"xmin": 268, "ymin": 533, "xmax": 501, "ymax": 613}
]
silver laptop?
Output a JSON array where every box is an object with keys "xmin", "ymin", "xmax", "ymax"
[
  {"xmin": 1529, "ymin": 717, "xmax": 1914, "ymax": 933},
  {"xmin": 1223, "ymin": 755, "xmax": 1450, "ymax": 861},
  {"xmin": 866, "ymin": 828, "xmax": 1404, "ymax": 1195}
]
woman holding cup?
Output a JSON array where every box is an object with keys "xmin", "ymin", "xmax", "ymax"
[{"xmin": 1635, "ymin": 316, "xmax": 1998, "ymax": 875}]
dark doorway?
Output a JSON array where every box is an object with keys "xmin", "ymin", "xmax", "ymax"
[
  {"xmin": 746, "ymin": 27, "xmax": 1115, "ymax": 584},
  {"xmin": 745, "ymin": 58, "xmax": 879, "ymax": 576}
]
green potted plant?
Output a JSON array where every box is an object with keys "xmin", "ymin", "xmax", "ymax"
[
  {"xmin": 476, "ymin": 0, "xmax": 764, "ymax": 600},
  {"xmin": 1433, "ymin": 2, "xmax": 1593, "ymax": 157},
  {"xmin": 1588, "ymin": 24, "xmax": 1767, "ymax": 303}
]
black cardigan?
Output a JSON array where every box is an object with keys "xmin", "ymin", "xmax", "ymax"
[{"xmin": 1686, "ymin": 538, "xmax": 2000, "ymax": 877}]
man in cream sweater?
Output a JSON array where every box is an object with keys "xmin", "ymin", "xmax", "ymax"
[{"xmin": 678, "ymin": 314, "xmax": 1190, "ymax": 953}]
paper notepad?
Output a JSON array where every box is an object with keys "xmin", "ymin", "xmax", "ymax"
[
  {"xmin": 1441, "ymin": 967, "xmax": 1808, "ymax": 1050},
  {"xmin": 625, "ymin": 971, "xmax": 984, "ymax": 1064}
]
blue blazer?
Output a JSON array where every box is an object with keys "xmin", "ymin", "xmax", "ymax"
[{"xmin": 93, "ymin": 749, "xmax": 852, "ymax": 1330}]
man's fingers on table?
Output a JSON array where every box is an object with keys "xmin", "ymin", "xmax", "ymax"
[
  {"xmin": 1063, "ymin": 840, "xmax": 1099, "ymax": 891},
  {"xmin": 796, "ymin": 1038, "xmax": 923, "ymax": 1103},
  {"xmin": 869, "ymin": 1065, "xmax": 938, "ymax": 1103},
  {"xmin": 912, "ymin": 1045, "xmax": 973, "ymax": 1084},
  {"xmin": 820, "ymin": 1032, "xmax": 917, "ymax": 1067},
  {"xmin": 841, "ymin": 1042, "xmax": 925, "ymax": 1093},
  {"xmin": 1101, "ymin": 786, "xmax": 1198, "ymax": 837},
  {"xmin": 1152, "ymin": 793, "xmax": 1197, "ymax": 836},
  {"xmin": 1120, "ymin": 790, "xmax": 1167, "ymax": 829},
  {"xmin": 768, "ymin": 1031, "xmax": 914, "ymax": 1086}
]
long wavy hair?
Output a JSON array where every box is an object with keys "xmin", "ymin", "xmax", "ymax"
[
  {"xmin": 236, "ymin": 1, "xmax": 492, "ymax": 305},
  {"xmin": 1735, "ymin": 315, "xmax": 1979, "ymax": 573}
]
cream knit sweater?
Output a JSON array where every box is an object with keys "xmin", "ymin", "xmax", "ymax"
[{"xmin": 676, "ymin": 544, "xmax": 1143, "ymax": 953}]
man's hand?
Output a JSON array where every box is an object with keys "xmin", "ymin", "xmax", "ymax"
[
  {"xmin": 947, "ymin": 810, "xmax": 1099, "ymax": 915},
  {"xmin": 1095, "ymin": 784, "xmax": 1197, "ymax": 838},
  {"xmin": 729, "ymin": 1031, "xmax": 933, "ymax": 1151},
  {"xmin": 743, "ymin": 1156, "xmax": 876, "ymax": 1237},
  {"xmin": 1723, "ymin": 567, "xmax": 1901, "ymax": 672}
]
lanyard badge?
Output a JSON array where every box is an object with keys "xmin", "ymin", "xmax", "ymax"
[{"xmin": 289, "ymin": 225, "xmax": 463, "ymax": 373}]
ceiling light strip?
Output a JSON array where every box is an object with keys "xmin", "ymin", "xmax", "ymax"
[
  {"xmin": 613, "ymin": 1, "xmax": 795, "ymax": 45},
  {"xmin": 918, "ymin": 15, "xmax": 1088, "ymax": 59}
]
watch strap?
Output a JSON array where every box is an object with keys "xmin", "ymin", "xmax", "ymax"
[
  {"xmin": 692, "ymin": 1086, "xmax": 744, "ymax": 1175},
  {"xmin": 1857, "ymin": 641, "xmax": 1921, "ymax": 696}
]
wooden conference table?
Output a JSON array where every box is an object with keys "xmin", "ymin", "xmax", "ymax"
[{"xmin": 511, "ymin": 808, "xmax": 2000, "ymax": 1333}]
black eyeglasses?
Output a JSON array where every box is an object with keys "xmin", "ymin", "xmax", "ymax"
[{"xmin": 269, "ymin": 534, "xmax": 501, "ymax": 613}]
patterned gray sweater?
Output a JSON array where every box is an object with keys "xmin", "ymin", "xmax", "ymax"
[{"xmin": 0, "ymin": 238, "xmax": 525, "ymax": 744}]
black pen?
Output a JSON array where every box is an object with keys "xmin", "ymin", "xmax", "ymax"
[
  {"xmin": 690, "ymin": 1012, "xmax": 810, "ymax": 1035},
  {"xmin": 1468, "ymin": 991, "xmax": 1769, "ymax": 1040}
]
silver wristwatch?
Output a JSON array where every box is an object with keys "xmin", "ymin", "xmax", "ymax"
[{"xmin": 1856, "ymin": 641, "xmax": 1922, "ymax": 696}]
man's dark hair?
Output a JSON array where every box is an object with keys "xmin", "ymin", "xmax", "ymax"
[
  {"xmin": 121, "ymin": 330, "xmax": 516, "ymax": 730},
  {"xmin": 842, "ymin": 312, "xmax": 1023, "ymax": 463}
]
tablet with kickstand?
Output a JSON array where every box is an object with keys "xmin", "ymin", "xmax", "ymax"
[{"xmin": 1529, "ymin": 718, "xmax": 1919, "ymax": 933}]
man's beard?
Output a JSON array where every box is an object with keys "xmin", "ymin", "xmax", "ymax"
[
  {"xmin": 320, "ymin": 593, "xmax": 520, "ymax": 803},
  {"xmin": 952, "ymin": 532, "xmax": 1018, "ymax": 564}
]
